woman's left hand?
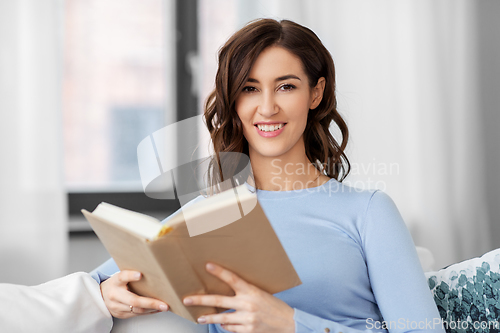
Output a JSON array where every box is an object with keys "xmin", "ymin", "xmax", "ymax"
[{"xmin": 183, "ymin": 262, "xmax": 295, "ymax": 333}]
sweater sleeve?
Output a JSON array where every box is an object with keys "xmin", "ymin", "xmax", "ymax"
[
  {"xmin": 293, "ymin": 308, "xmax": 376, "ymax": 332},
  {"xmin": 89, "ymin": 257, "xmax": 119, "ymax": 284},
  {"xmin": 210, "ymin": 310, "xmax": 378, "ymax": 333},
  {"xmin": 359, "ymin": 190, "xmax": 445, "ymax": 332},
  {"xmin": 211, "ymin": 190, "xmax": 446, "ymax": 333}
]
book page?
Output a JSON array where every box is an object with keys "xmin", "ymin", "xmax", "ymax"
[
  {"xmin": 181, "ymin": 183, "xmax": 256, "ymax": 237},
  {"xmin": 92, "ymin": 203, "xmax": 162, "ymax": 240}
]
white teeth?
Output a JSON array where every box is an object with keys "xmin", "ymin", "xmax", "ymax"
[{"xmin": 257, "ymin": 123, "xmax": 284, "ymax": 132}]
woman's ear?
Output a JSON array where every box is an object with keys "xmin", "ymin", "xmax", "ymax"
[{"xmin": 310, "ymin": 77, "xmax": 326, "ymax": 110}]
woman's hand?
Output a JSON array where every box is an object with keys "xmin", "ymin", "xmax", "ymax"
[
  {"xmin": 100, "ymin": 270, "xmax": 169, "ymax": 319},
  {"xmin": 183, "ymin": 263, "xmax": 295, "ymax": 333}
]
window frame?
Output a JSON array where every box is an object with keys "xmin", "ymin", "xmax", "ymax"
[{"xmin": 68, "ymin": 0, "xmax": 199, "ymax": 232}]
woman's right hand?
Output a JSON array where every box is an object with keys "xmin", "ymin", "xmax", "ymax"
[{"xmin": 100, "ymin": 270, "xmax": 170, "ymax": 318}]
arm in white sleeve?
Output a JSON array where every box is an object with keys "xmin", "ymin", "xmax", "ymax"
[{"xmin": 0, "ymin": 272, "xmax": 113, "ymax": 333}]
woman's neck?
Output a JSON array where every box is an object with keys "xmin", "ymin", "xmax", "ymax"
[{"xmin": 248, "ymin": 143, "xmax": 325, "ymax": 191}]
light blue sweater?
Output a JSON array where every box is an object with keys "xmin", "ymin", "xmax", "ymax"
[{"xmin": 90, "ymin": 179, "xmax": 445, "ymax": 333}]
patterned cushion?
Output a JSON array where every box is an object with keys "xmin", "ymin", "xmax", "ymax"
[{"xmin": 425, "ymin": 248, "xmax": 500, "ymax": 333}]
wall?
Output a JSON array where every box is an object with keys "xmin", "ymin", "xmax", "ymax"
[{"xmin": 477, "ymin": 1, "xmax": 500, "ymax": 251}]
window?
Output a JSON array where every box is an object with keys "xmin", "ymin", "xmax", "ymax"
[
  {"xmin": 63, "ymin": 0, "xmax": 175, "ymax": 191},
  {"xmin": 63, "ymin": 0, "xmax": 196, "ymax": 229}
]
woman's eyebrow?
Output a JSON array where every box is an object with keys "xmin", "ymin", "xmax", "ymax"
[
  {"xmin": 246, "ymin": 75, "xmax": 301, "ymax": 83},
  {"xmin": 276, "ymin": 74, "xmax": 301, "ymax": 81}
]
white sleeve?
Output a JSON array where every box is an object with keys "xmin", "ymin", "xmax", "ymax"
[{"xmin": 0, "ymin": 272, "xmax": 113, "ymax": 333}]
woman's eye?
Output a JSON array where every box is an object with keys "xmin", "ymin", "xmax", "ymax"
[
  {"xmin": 279, "ymin": 84, "xmax": 296, "ymax": 91},
  {"xmin": 242, "ymin": 86, "xmax": 257, "ymax": 93}
]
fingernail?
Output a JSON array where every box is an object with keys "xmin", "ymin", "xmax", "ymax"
[
  {"xmin": 183, "ymin": 298, "xmax": 193, "ymax": 305},
  {"xmin": 206, "ymin": 263, "xmax": 215, "ymax": 271},
  {"xmin": 159, "ymin": 304, "xmax": 168, "ymax": 311},
  {"xmin": 198, "ymin": 316, "xmax": 206, "ymax": 323},
  {"xmin": 133, "ymin": 272, "xmax": 141, "ymax": 279}
]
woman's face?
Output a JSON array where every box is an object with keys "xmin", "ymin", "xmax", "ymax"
[{"xmin": 235, "ymin": 46, "xmax": 324, "ymax": 161}]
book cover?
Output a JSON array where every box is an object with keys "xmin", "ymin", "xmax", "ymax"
[{"xmin": 83, "ymin": 184, "xmax": 301, "ymax": 323}]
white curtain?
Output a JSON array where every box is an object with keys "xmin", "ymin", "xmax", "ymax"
[
  {"xmin": 200, "ymin": 0, "xmax": 491, "ymax": 268},
  {"xmin": 0, "ymin": 0, "xmax": 67, "ymax": 284}
]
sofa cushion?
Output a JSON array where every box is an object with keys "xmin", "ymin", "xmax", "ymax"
[{"xmin": 425, "ymin": 248, "xmax": 500, "ymax": 332}]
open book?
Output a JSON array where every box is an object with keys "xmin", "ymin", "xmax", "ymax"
[{"xmin": 82, "ymin": 184, "xmax": 301, "ymax": 323}]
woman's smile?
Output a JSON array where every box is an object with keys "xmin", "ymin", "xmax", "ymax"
[{"xmin": 254, "ymin": 122, "xmax": 286, "ymax": 137}]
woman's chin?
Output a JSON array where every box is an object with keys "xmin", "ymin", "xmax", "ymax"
[{"xmin": 250, "ymin": 147, "xmax": 289, "ymax": 159}]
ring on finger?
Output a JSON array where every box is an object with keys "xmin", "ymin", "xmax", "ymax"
[{"xmin": 130, "ymin": 305, "xmax": 134, "ymax": 313}]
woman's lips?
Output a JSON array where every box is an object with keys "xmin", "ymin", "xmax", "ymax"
[{"xmin": 254, "ymin": 123, "xmax": 286, "ymax": 138}]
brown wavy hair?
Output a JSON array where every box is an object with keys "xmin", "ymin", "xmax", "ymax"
[{"xmin": 203, "ymin": 18, "xmax": 350, "ymax": 193}]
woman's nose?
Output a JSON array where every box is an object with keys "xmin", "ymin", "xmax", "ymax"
[{"xmin": 258, "ymin": 92, "xmax": 278, "ymax": 117}]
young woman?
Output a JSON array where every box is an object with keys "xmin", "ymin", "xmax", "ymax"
[{"xmin": 91, "ymin": 19, "xmax": 445, "ymax": 333}]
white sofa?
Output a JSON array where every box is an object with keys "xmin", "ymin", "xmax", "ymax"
[{"xmin": 111, "ymin": 312, "xmax": 208, "ymax": 333}]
